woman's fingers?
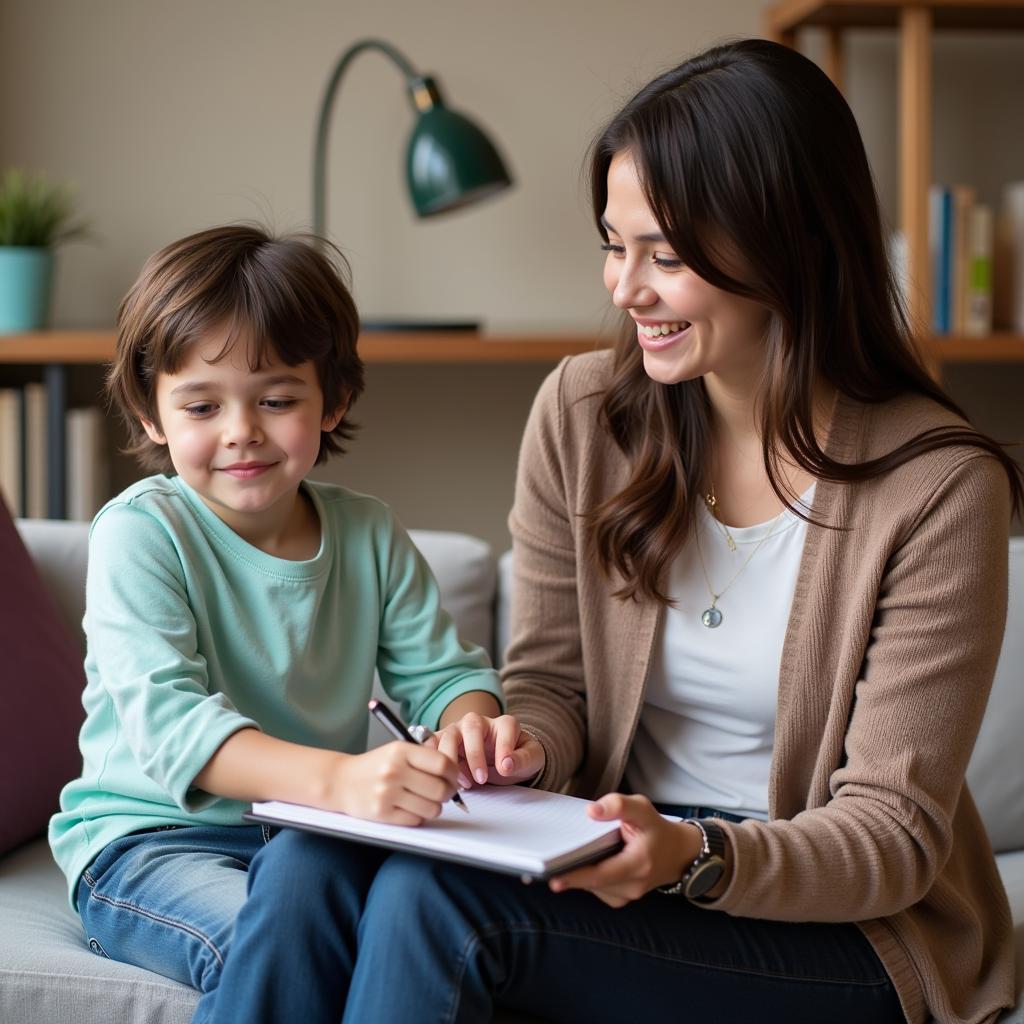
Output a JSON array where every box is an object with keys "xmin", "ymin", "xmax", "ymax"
[
  {"xmin": 456, "ymin": 713, "xmax": 491, "ymax": 785},
  {"xmin": 431, "ymin": 713, "xmax": 548, "ymax": 788},
  {"xmin": 493, "ymin": 716, "xmax": 526, "ymax": 777}
]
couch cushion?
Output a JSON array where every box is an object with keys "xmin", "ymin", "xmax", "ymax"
[
  {"xmin": 408, "ymin": 529, "xmax": 496, "ymax": 659},
  {"xmin": 15, "ymin": 518, "xmax": 90, "ymax": 648},
  {"xmin": 368, "ymin": 529, "xmax": 496, "ymax": 747},
  {"xmin": 997, "ymin": 850, "xmax": 1024, "ymax": 1023},
  {"xmin": 496, "ymin": 549, "xmax": 513, "ymax": 668},
  {"xmin": 968, "ymin": 537, "xmax": 1024, "ymax": 854},
  {"xmin": 0, "ymin": 838, "xmax": 197, "ymax": 1024},
  {"xmin": 0, "ymin": 506, "xmax": 85, "ymax": 854}
]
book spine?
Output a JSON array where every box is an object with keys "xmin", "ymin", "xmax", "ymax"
[
  {"xmin": 951, "ymin": 185, "xmax": 975, "ymax": 335},
  {"xmin": 996, "ymin": 182, "xmax": 1024, "ymax": 332},
  {"xmin": 930, "ymin": 186, "xmax": 953, "ymax": 334},
  {"xmin": 964, "ymin": 204, "xmax": 994, "ymax": 338},
  {"xmin": 65, "ymin": 406, "xmax": 108, "ymax": 522},
  {"xmin": 0, "ymin": 388, "xmax": 23, "ymax": 516},
  {"xmin": 16, "ymin": 386, "xmax": 27, "ymax": 516},
  {"xmin": 23, "ymin": 382, "xmax": 48, "ymax": 519}
]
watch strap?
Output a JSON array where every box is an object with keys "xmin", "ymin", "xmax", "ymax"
[{"xmin": 657, "ymin": 818, "xmax": 727, "ymax": 900}]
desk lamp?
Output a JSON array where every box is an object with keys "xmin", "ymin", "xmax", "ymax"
[{"xmin": 312, "ymin": 38, "xmax": 512, "ymax": 330}]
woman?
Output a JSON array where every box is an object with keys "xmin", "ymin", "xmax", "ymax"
[{"xmin": 342, "ymin": 39, "xmax": 1020, "ymax": 1023}]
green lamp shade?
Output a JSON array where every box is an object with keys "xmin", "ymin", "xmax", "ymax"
[{"xmin": 406, "ymin": 107, "xmax": 512, "ymax": 217}]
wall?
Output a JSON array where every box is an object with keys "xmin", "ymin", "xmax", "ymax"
[{"xmin": 2, "ymin": 3, "xmax": 1022, "ymax": 548}]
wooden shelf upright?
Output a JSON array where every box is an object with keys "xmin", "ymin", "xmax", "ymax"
[{"xmin": 764, "ymin": 0, "xmax": 1024, "ymax": 376}]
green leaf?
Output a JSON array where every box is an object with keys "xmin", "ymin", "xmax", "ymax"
[{"xmin": 0, "ymin": 168, "xmax": 90, "ymax": 247}]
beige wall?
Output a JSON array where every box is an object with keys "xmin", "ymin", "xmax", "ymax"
[{"xmin": 3, "ymin": 3, "xmax": 1022, "ymax": 549}]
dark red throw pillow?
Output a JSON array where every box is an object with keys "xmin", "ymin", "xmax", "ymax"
[{"xmin": 0, "ymin": 501, "xmax": 85, "ymax": 853}]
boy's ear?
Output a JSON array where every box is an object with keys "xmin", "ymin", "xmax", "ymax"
[
  {"xmin": 321, "ymin": 400, "xmax": 348, "ymax": 433},
  {"xmin": 140, "ymin": 417, "xmax": 167, "ymax": 445}
]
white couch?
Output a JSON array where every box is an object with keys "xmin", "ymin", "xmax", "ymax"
[{"xmin": 2, "ymin": 520, "xmax": 1022, "ymax": 1023}]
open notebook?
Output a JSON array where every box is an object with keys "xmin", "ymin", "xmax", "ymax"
[{"xmin": 246, "ymin": 785, "xmax": 623, "ymax": 880}]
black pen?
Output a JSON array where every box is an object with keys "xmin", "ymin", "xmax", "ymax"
[{"xmin": 368, "ymin": 699, "xmax": 469, "ymax": 813}]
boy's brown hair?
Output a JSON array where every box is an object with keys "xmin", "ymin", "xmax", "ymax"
[{"xmin": 107, "ymin": 224, "xmax": 363, "ymax": 473}]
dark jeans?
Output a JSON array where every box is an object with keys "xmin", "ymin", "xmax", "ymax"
[
  {"xmin": 344, "ymin": 803, "xmax": 905, "ymax": 1024},
  {"xmin": 78, "ymin": 807, "xmax": 906, "ymax": 1023}
]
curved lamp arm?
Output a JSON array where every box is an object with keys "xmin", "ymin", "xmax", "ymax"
[
  {"xmin": 313, "ymin": 39, "xmax": 420, "ymax": 239},
  {"xmin": 312, "ymin": 38, "xmax": 512, "ymax": 241}
]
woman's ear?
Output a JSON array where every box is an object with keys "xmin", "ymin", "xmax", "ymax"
[{"xmin": 140, "ymin": 417, "xmax": 167, "ymax": 445}]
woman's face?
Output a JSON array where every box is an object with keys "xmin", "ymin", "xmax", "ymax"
[{"xmin": 601, "ymin": 150, "xmax": 770, "ymax": 390}]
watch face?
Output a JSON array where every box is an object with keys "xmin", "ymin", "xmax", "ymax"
[{"xmin": 685, "ymin": 857, "xmax": 725, "ymax": 898}]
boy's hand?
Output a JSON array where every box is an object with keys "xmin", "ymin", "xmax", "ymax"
[
  {"xmin": 327, "ymin": 741, "xmax": 459, "ymax": 826},
  {"xmin": 433, "ymin": 713, "xmax": 546, "ymax": 789}
]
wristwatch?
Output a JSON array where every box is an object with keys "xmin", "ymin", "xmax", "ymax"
[{"xmin": 658, "ymin": 819, "xmax": 727, "ymax": 900}]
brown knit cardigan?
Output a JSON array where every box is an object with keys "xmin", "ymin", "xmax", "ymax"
[{"xmin": 502, "ymin": 351, "xmax": 1015, "ymax": 1024}]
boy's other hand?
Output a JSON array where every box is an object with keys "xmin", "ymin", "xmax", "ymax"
[
  {"xmin": 433, "ymin": 713, "xmax": 546, "ymax": 789},
  {"xmin": 329, "ymin": 742, "xmax": 458, "ymax": 826}
]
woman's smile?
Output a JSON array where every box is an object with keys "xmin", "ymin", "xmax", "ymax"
[{"xmin": 634, "ymin": 319, "xmax": 692, "ymax": 351}]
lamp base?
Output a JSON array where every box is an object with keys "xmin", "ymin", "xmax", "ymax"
[{"xmin": 359, "ymin": 319, "xmax": 479, "ymax": 333}]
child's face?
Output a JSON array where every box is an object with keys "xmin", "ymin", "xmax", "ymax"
[
  {"xmin": 140, "ymin": 326, "xmax": 342, "ymax": 538},
  {"xmin": 600, "ymin": 150, "xmax": 770, "ymax": 393}
]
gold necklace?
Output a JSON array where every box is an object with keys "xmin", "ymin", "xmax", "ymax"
[
  {"xmin": 703, "ymin": 484, "xmax": 737, "ymax": 552},
  {"xmin": 693, "ymin": 503, "xmax": 785, "ymax": 629}
]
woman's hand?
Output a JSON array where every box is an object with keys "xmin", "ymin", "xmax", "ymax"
[
  {"xmin": 548, "ymin": 794, "xmax": 702, "ymax": 908},
  {"xmin": 325, "ymin": 742, "xmax": 459, "ymax": 826},
  {"xmin": 433, "ymin": 712, "xmax": 546, "ymax": 789}
]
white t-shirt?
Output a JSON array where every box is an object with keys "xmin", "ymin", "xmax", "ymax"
[{"xmin": 624, "ymin": 488, "xmax": 814, "ymax": 819}]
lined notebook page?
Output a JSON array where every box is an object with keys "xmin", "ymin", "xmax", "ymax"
[{"xmin": 251, "ymin": 786, "xmax": 621, "ymax": 874}]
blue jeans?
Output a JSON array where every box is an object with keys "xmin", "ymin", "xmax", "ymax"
[
  {"xmin": 79, "ymin": 809, "xmax": 906, "ymax": 1023},
  {"xmin": 77, "ymin": 823, "xmax": 386, "ymax": 1024}
]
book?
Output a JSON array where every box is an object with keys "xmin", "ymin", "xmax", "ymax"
[
  {"xmin": 23, "ymin": 381, "xmax": 47, "ymax": 519},
  {"xmin": 964, "ymin": 204, "xmax": 994, "ymax": 338},
  {"xmin": 951, "ymin": 184, "xmax": 975, "ymax": 335},
  {"xmin": 66, "ymin": 406, "xmax": 108, "ymax": 521},
  {"xmin": 0, "ymin": 387, "xmax": 22, "ymax": 515},
  {"xmin": 930, "ymin": 185, "xmax": 953, "ymax": 334},
  {"xmin": 995, "ymin": 181, "xmax": 1024, "ymax": 332},
  {"xmin": 246, "ymin": 785, "xmax": 624, "ymax": 880}
]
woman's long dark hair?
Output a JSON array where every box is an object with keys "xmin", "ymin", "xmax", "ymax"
[{"xmin": 587, "ymin": 38, "xmax": 1023, "ymax": 604}]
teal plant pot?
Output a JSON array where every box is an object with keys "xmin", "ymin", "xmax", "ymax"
[{"xmin": 0, "ymin": 247, "xmax": 54, "ymax": 333}]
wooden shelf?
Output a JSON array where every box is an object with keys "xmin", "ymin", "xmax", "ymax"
[
  {"xmin": 766, "ymin": 1, "xmax": 1024, "ymax": 379},
  {"xmin": 0, "ymin": 330, "xmax": 608, "ymax": 366},
  {"xmin": 3, "ymin": 329, "xmax": 1023, "ymax": 369},
  {"xmin": 767, "ymin": 0, "xmax": 1024, "ymax": 33},
  {"xmin": 0, "ymin": 332, "xmax": 117, "ymax": 364},
  {"xmin": 923, "ymin": 333, "xmax": 1024, "ymax": 362},
  {"xmin": 0, "ymin": 329, "xmax": 611, "ymax": 518}
]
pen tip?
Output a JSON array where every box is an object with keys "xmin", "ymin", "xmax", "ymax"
[{"xmin": 455, "ymin": 799, "xmax": 470, "ymax": 813}]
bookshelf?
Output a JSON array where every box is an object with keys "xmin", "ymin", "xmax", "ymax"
[
  {"xmin": 0, "ymin": 330, "xmax": 608, "ymax": 518},
  {"xmin": 764, "ymin": 0, "xmax": 1024, "ymax": 374},
  {"xmin": 0, "ymin": 330, "xmax": 606, "ymax": 365}
]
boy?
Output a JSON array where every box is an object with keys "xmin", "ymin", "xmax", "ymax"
[{"xmin": 49, "ymin": 225, "xmax": 505, "ymax": 1023}]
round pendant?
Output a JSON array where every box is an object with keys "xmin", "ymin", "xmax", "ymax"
[{"xmin": 701, "ymin": 607, "xmax": 723, "ymax": 628}]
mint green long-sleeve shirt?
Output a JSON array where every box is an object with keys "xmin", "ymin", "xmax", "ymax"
[{"xmin": 50, "ymin": 475, "xmax": 503, "ymax": 907}]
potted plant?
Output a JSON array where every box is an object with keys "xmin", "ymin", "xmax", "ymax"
[{"xmin": 0, "ymin": 169, "xmax": 88, "ymax": 333}]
